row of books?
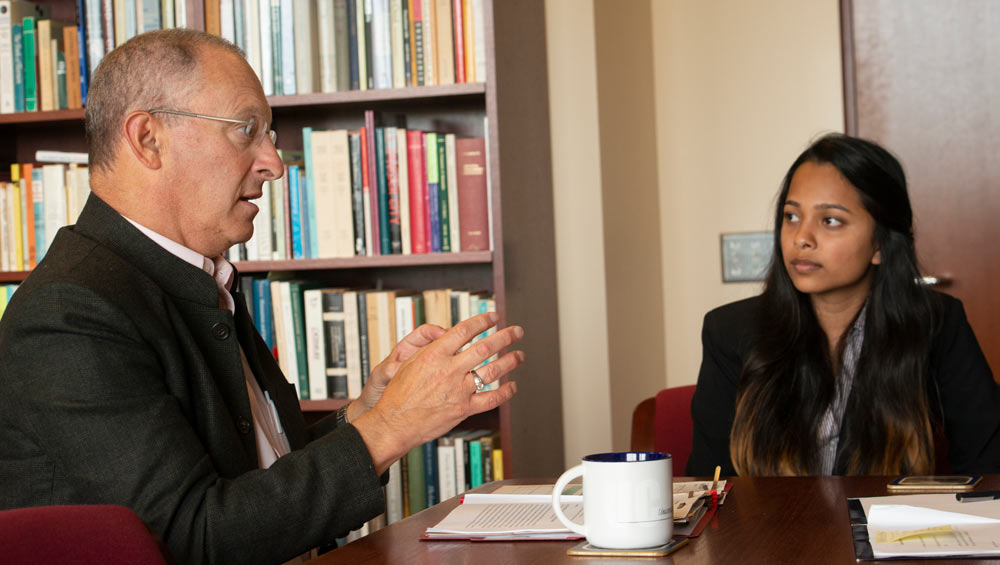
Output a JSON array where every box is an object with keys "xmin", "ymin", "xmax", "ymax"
[
  {"xmin": 230, "ymin": 120, "xmax": 490, "ymax": 262},
  {"xmin": 0, "ymin": 162, "xmax": 91, "ymax": 272},
  {"xmin": 208, "ymin": 0, "xmax": 487, "ymax": 98},
  {"xmin": 240, "ymin": 280, "xmax": 496, "ymax": 401},
  {"xmin": 349, "ymin": 429, "xmax": 502, "ymax": 538},
  {"xmin": 0, "ymin": 0, "xmax": 192, "ymax": 114},
  {"xmin": 0, "ymin": 283, "xmax": 18, "ymax": 317}
]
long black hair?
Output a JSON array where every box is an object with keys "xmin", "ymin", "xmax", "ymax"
[{"xmin": 730, "ymin": 133, "xmax": 938, "ymax": 475}]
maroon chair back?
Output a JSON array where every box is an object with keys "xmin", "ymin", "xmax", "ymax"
[
  {"xmin": 653, "ymin": 385, "xmax": 696, "ymax": 474},
  {"xmin": 0, "ymin": 505, "xmax": 170, "ymax": 564},
  {"xmin": 631, "ymin": 385, "xmax": 697, "ymax": 474}
]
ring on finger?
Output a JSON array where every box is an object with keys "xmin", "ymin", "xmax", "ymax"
[{"xmin": 471, "ymin": 369, "xmax": 485, "ymax": 393}]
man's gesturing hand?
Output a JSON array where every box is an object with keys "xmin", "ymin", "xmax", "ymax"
[{"xmin": 350, "ymin": 312, "xmax": 525, "ymax": 474}]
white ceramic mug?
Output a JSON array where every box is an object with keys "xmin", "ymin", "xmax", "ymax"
[{"xmin": 551, "ymin": 451, "xmax": 672, "ymax": 549}]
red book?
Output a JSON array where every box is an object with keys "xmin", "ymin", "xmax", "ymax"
[
  {"xmin": 406, "ymin": 129, "xmax": 429, "ymax": 253},
  {"xmin": 452, "ymin": 0, "xmax": 465, "ymax": 83},
  {"xmin": 360, "ymin": 124, "xmax": 380, "ymax": 256},
  {"xmin": 21, "ymin": 164, "xmax": 36, "ymax": 269},
  {"xmin": 455, "ymin": 137, "xmax": 489, "ymax": 251}
]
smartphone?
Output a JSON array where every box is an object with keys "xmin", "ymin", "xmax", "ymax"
[{"xmin": 887, "ymin": 475, "xmax": 982, "ymax": 492}]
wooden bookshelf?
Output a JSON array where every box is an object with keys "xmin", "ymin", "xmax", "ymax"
[{"xmin": 0, "ymin": 0, "xmax": 562, "ymax": 480}]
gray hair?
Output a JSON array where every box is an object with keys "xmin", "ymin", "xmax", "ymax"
[{"xmin": 84, "ymin": 28, "xmax": 245, "ymax": 174}]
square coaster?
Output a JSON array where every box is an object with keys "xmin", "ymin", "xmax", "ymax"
[{"xmin": 566, "ymin": 537, "xmax": 689, "ymax": 558}]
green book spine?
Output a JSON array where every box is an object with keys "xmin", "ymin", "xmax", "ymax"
[
  {"xmin": 406, "ymin": 445, "xmax": 427, "ymax": 513},
  {"xmin": 288, "ymin": 281, "xmax": 311, "ymax": 399},
  {"xmin": 469, "ymin": 440, "xmax": 483, "ymax": 487},
  {"xmin": 437, "ymin": 134, "xmax": 450, "ymax": 252},
  {"xmin": 375, "ymin": 127, "xmax": 390, "ymax": 254},
  {"xmin": 23, "ymin": 17, "xmax": 36, "ymax": 112},
  {"xmin": 56, "ymin": 51, "xmax": 67, "ymax": 109}
]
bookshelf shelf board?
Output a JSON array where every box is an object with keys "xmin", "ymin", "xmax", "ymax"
[
  {"xmin": 234, "ymin": 251, "xmax": 493, "ymax": 273},
  {"xmin": 0, "ymin": 252, "xmax": 491, "ymax": 282},
  {"xmin": 300, "ymin": 398, "xmax": 350, "ymax": 412},
  {"xmin": 0, "ymin": 108, "xmax": 86, "ymax": 125},
  {"xmin": 0, "ymin": 271, "xmax": 29, "ymax": 283},
  {"xmin": 0, "ymin": 85, "xmax": 484, "ymax": 127},
  {"xmin": 268, "ymin": 83, "xmax": 486, "ymax": 108}
]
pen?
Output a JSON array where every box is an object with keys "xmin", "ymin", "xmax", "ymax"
[
  {"xmin": 710, "ymin": 465, "xmax": 721, "ymax": 508},
  {"xmin": 956, "ymin": 491, "xmax": 1000, "ymax": 503}
]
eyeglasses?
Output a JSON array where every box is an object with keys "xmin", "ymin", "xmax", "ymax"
[{"xmin": 146, "ymin": 108, "xmax": 277, "ymax": 146}]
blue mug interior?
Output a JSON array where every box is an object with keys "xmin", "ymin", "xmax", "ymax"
[{"xmin": 583, "ymin": 452, "xmax": 670, "ymax": 463}]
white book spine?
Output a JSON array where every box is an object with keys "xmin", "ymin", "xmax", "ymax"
[
  {"xmin": 125, "ymin": 0, "xmax": 137, "ymax": 41},
  {"xmin": 251, "ymin": 181, "xmax": 272, "ymax": 261},
  {"xmin": 0, "ymin": 1, "xmax": 14, "ymax": 114},
  {"xmin": 279, "ymin": 281, "xmax": 300, "ymax": 395},
  {"xmin": 445, "ymin": 133, "xmax": 460, "ymax": 252},
  {"xmin": 220, "ymin": 0, "xmax": 236, "ymax": 43},
  {"xmin": 437, "ymin": 441, "xmax": 457, "ymax": 501},
  {"xmin": 41, "ymin": 164, "xmax": 66, "ymax": 251},
  {"xmin": 292, "ymin": 0, "xmax": 316, "ymax": 94},
  {"xmin": 389, "ymin": 0, "xmax": 403, "ymax": 88},
  {"xmin": 454, "ymin": 436, "xmax": 466, "ymax": 494},
  {"xmin": 85, "ymin": 0, "xmax": 104, "ymax": 74},
  {"xmin": 386, "ymin": 459, "xmax": 403, "ymax": 523},
  {"xmin": 370, "ymin": 0, "xmax": 390, "ymax": 89},
  {"xmin": 279, "ymin": 0, "xmax": 296, "ymax": 95},
  {"xmin": 304, "ymin": 289, "xmax": 328, "ymax": 400},
  {"xmin": 316, "ymin": 0, "xmax": 336, "ymax": 92},
  {"xmin": 174, "ymin": 0, "xmax": 185, "ymax": 27},
  {"xmin": 343, "ymin": 291, "xmax": 362, "ymax": 398},
  {"xmin": 393, "ymin": 295, "xmax": 412, "ymax": 342},
  {"xmin": 244, "ymin": 0, "xmax": 261, "ymax": 81},
  {"xmin": 397, "ymin": 128, "xmax": 411, "ymax": 254},
  {"xmin": 258, "ymin": 0, "xmax": 273, "ymax": 95},
  {"xmin": 471, "ymin": 0, "xmax": 485, "ymax": 82},
  {"xmin": 330, "ymin": 130, "xmax": 354, "ymax": 258},
  {"xmin": 162, "ymin": 0, "xmax": 175, "ymax": 29},
  {"xmin": 34, "ymin": 150, "xmax": 88, "ymax": 164},
  {"xmin": 71, "ymin": 167, "xmax": 90, "ymax": 224}
]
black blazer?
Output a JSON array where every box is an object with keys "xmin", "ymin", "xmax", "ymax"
[
  {"xmin": 0, "ymin": 194, "xmax": 385, "ymax": 564},
  {"xmin": 687, "ymin": 293, "xmax": 1000, "ymax": 476}
]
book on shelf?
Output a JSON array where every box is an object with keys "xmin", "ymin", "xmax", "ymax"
[
  {"xmin": 292, "ymin": 0, "xmax": 318, "ymax": 94},
  {"xmin": 455, "ymin": 136, "xmax": 489, "ymax": 251},
  {"xmin": 433, "ymin": 0, "xmax": 452, "ymax": 85},
  {"xmin": 279, "ymin": 0, "xmax": 296, "ymax": 96},
  {"xmin": 386, "ymin": 459, "xmax": 403, "ymax": 524},
  {"xmin": 405, "ymin": 128, "xmax": 428, "ymax": 253}
]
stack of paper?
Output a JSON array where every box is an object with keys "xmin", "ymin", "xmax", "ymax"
[{"xmin": 854, "ymin": 493, "xmax": 1000, "ymax": 559}]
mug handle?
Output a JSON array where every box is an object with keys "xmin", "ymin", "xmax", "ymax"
[{"xmin": 551, "ymin": 464, "xmax": 586, "ymax": 536}]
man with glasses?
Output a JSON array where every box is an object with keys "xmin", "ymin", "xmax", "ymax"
[{"xmin": 0, "ymin": 29, "xmax": 523, "ymax": 564}]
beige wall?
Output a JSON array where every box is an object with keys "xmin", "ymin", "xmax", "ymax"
[
  {"xmin": 545, "ymin": 0, "xmax": 614, "ymax": 467},
  {"xmin": 547, "ymin": 0, "xmax": 844, "ymax": 465},
  {"xmin": 652, "ymin": 0, "xmax": 845, "ymax": 388}
]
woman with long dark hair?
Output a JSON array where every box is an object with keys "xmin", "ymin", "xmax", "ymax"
[{"xmin": 687, "ymin": 133, "xmax": 1000, "ymax": 476}]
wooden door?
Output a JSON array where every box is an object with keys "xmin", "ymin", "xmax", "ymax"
[{"xmin": 842, "ymin": 0, "xmax": 1000, "ymax": 375}]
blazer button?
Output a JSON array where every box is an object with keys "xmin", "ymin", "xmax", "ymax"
[
  {"xmin": 237, "ymin": 416, "xmax": 252, "ymax": 434},
  {"xmin": 211, "ymin": 322, "xmax": 230, "ymax": 340}
]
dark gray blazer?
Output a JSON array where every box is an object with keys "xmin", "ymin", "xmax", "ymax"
[{"xmin": 0, "ymin": 193, "xmax": 385, "ymax": 564}]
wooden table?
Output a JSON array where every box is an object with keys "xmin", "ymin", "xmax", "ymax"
[{"xmin": 316, "ymin": 476, "xmax": 1000, "ymax": 564}]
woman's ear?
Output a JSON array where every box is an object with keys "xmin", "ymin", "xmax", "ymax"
[
  {"xmin": 122, "ymin": 111, "xmax": 164, "ymax": 170},
  {"xmin": 872, "ymin": 247, "xmax": 882, "ymax": 265}
]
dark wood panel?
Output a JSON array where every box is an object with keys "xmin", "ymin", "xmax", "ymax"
[{"xmin": 844, "ymin": 0, "xmax": 1000, "ymax": 375}]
